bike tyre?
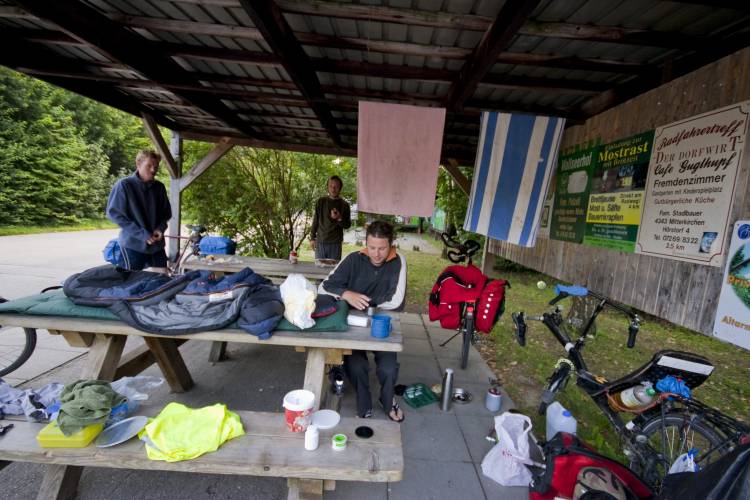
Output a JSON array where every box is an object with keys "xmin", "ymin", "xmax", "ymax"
[
  {"xmin": 460, "ymin": 315, "xmax": 474, "ymax": 369},
  {"xmin": 629, "ymin": 411, "xmax": 724, "ymax": 489},
  {"xmin": 0, "ymin": 327, "xmax": 37, "ymax": 377}
]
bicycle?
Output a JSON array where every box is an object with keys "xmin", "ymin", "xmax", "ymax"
[
  {"xmin": 511, "ymin": 285, "xmax": 750, "ymax": 491},
  {"xmin": 165, "ymin": 224, "xmax": 206, "ymax": 274},
  {"xmin": 434, "ymin": 232, "xmax": 483, "ymax": 369}
]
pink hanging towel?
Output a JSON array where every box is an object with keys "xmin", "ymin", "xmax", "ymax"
[{"xmin": 357, "ymin": 101, "xmax": 446, "ymax": 216}]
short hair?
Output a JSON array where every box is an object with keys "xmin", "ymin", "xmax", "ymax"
[
  {"xmin": 328, "ymin": 175, "xmax": 343, "ymax": 189},
  {"xmin": 136, "ymin": 149, "xmax": 161, "ymax": 165},
  {"xmin": 367, "ymin": 220, "xmax": 395, "ymax": 244}
]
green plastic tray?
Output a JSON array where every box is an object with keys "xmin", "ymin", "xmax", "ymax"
[{"xmin": 403, "ymin": 383, "xmax": 439, "ymax": 409}]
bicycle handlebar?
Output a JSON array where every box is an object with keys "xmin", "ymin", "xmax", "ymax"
[{"xmin": 441, "ymin": 233, "xmax": 480, "ymax": 263}]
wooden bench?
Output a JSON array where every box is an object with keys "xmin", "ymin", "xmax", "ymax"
[
  {"xmin": 0, "ymin": 312, "xmax": 404, "ymax": 499},
  {"xmin": 0, "ymin": 410, "xmax": 403, "ymax": 499}
]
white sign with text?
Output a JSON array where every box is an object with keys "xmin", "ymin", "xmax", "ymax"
[
  {"xmin": 714, "ymin": 221, "xmax": 750, "ymax": 350},
  {"xmin": 636, "ymin": 101, "xmax": 749, "ymax": 266}
]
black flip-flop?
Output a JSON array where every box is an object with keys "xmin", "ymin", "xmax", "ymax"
[{"xmin": 380, "ymin": 398, "xmax": 404, "ymax": 423}]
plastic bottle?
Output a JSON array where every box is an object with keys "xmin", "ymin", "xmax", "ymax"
[
  {"xmin": 611, "ymin": 382, "xmax": 656, "ymax": 410},
  {"xmin": 440, "ymin": 368, "xmax": 454, "ymax": 411},
  {"xmin": 304, "ymin": 424, "xmax": 319, "ymax": 451},
  {"xmin": 545, "ymin": 401, "xmax": 578, "ymax": 440}
]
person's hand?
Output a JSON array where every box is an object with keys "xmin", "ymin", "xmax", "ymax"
[
  {"xmin": 310, "ymin": 239, "xmax": 317, "ymax": 250},
  {"xmin": 330, "ymin": 208, "xmax": 341, "ymax": 221},
  {"xmin": 152, "ymin": 230, "xmax": 164, "ymax": 242},
  {"xmin": 341, "ymin": 290, "xmax": 371, "ymax": 310}
]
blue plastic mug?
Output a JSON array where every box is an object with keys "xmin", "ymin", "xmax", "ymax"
[{"xmin": 371, "ymin": 315, "xmax": 392, "ymax": 338}]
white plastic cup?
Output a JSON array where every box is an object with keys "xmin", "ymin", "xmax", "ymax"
[{"xmin": 283, "ymin": 389, "xmax": 315, "ymax": 433}]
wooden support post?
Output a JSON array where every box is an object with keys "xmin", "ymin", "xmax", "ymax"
[
  {"xmin": 443, "ymin": 159, "xmax": 471, "ymax": 195},
  {"xmin": 179, "ymin": 137, "xmax": 234, "ymax": 191},
  {"xmin": 57, "ymin": 330, "xmax": 94, "ymax": 347},
  {"xmin": 36, "ymin": 333, "xmax": 126, "ymax": 500},
  {"xmin": 208, "ymin": 341, "xmax": 228, "ymax": 363},
  {"xmin": 168, "ymin": 131, "xmax": 182, "ymax": 261},
  {"xmin": 303, "ymin": 348, "xmax": 327, "ymax": 411},
  {"xmin": 143, "ymin": 337, "xmax": 194, "ymax": 393},
  {"xmin": 480, "ymin": 237, "xmax": 494, "ymax": 277},
  {"xmin": 287, "ymin": 478, "xmax": 324, "ymax": 500}
]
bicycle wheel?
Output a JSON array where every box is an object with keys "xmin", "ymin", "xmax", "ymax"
[
  {"xmin": 629, "ymin": 411, "xmax": 723, "ymax": 489},
  {"xmin": 0, "ymin": 327, "xmax": 37, "ymax": 377},
  {"xmin": 460, "ymin": 315, "xmax": 474, "ymax": 369}
]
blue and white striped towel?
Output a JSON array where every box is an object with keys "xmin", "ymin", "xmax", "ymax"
[{"xmin": 464, "ymin": 112, "xmax": 565, "ymax": 246}]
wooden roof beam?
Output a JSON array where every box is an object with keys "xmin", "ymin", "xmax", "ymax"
[
  {"xmin": 577, "ymin": 28, "xmax": 750, "ymax": 117},
  {"xmin": 239, "ymin": 0, "xmax": 343, "ymax": 148},
  {"xmin": 444, "ymin": 0, "xmax": 543, "ymax": 112},
  {"xmin": 141, "ymin": 113, "xmax": 179, "ymax": 178},
  {"xmin": 179, "ymin": 137, "xmax": 234, "ymax": 191},
  {"xmin": 13, "ymin": 0, "xmax": 259, "ymax": 139}
]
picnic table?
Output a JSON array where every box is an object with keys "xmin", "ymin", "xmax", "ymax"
[
  {"xmin": 181, "ymin": 254, "xmax": 333, "ymax": 283},
  {"xmin": 0, "ymin": 311, "xmax": 403, "ymax": 499},
  {"xmin": 181, "ymin": 254, "xmax": 336, "ymax": 362}
]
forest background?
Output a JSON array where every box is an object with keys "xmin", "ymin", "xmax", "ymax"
[{"xmin": 0, "ymin": 68, "xmax": 469, "ymax": 257}]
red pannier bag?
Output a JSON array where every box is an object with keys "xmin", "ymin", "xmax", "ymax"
[
  {"xmin": 530, "ymin": 432, "xmax": 653, "ymax": 499},
  {"xmin": 428, "ymin": 263, "xmax": 508, "ymax": 333}
]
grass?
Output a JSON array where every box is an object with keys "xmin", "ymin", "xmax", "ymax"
[
  {"xmin": 380, "ymin": 234, "xmax": 750, "ymax": 461},
  {"xmin": 0, "ymin": 219, "xmax": 116, "ymax": 236}
]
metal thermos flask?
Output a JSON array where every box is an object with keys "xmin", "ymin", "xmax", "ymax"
[{"xmin": 440, "ymin": 368, "xmax": 454, "ymax": 411}]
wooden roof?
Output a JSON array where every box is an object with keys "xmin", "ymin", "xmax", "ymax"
[{"xmin": 1, "ymin": 0, "xmax": 749, "ymax": 165}]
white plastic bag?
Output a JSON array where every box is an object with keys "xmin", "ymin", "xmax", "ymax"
[
  {"xmin": 481, "ymin": 412, "xmax": 535, "ymax": 486},
  {"xmin": 280, "ymin": 274, "xmax": 317, "ymax": 329},
  {"xmin": 111, "ymin": 375, "xmax": 165, "ymax": 401},
  {"xmin": 668, "ymin": 450, "xmax": 698, "ymax": 474}
]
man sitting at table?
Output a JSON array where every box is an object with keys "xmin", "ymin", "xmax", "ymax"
[{"xmin": 318, "ymin": 220, "xmax": 406, "ymax": 422}]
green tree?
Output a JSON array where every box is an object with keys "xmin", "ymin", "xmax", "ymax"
[
  {"xmin": 183, "ymin": 147, "xmax": 354, "ymax": 258},
  {"xmin": 435, "ymin": 167, "xmax": 472, "ymax": 235}
]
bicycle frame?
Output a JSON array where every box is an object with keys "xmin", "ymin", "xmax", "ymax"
[{"xmin": 513, "ymin": 289, "xmax": 750, "ymax": 488}]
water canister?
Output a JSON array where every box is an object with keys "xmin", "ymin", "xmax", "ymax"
[
  {"xmin": 611, "ymin": 382, "xmax": 656, "ymax": 411},
  {"xmin": 545, "ymin": 401, "xmax": 577, "ymax": 440}
]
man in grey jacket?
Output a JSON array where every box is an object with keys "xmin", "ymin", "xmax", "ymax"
[{"xmin": 319, "ymin": 220, "xmax": 406, "ymax": 422}]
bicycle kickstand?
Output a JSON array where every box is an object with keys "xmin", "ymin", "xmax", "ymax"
[{"xmin": 439, "ymin": 330, "xmax": 462, "ymax": 347}]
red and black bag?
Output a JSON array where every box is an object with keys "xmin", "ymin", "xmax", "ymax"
[
  {"xmin": 427, "ymin": 263, "xmax": 508, "ymax": 333},
  {"xmin": 530, "ymin": 432, "xmax": 653, "ymax": 500}
]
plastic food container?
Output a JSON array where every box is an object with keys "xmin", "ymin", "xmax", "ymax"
[{"xmin": 36, "ymin": 421, "xmax": 104, "ymax": 448}]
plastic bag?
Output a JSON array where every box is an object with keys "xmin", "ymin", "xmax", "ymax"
[
  {"xmin": 280, "ymin": 274, "xmax": 317, "ymax": 329},
  {"xmin": 111, "ymin": 375, "xmax": 165, "ymax": 401},
  {"xmin": 668, "ymin": 449, "xmax": 698, "ymax": 474},
  {"xmin": 481, "ymin": 412, "xmax": 535, "ymax": 486},
  {"xmin": 656, "ymin": 375, "xmax": 692, "ymax": 399}
]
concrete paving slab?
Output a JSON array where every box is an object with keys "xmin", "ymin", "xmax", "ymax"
[
  {"xmin": 389, "ymin": 459, "xmax": 487, "ymax": 500},
  {"xmin": 401, "ymin": 337, "xmax": 433, "ymax": 357},
  {"xmin": 400, "ymin": 323, "xmax": 430, "ymax": 339},
  {"xmin": 458, "ymin": 415, "xmax": 498, "ymax": 463},
  {"xmin": 398, "ymin": 313, "xmax": 423, "ymax": 325},
  {"xmin": 446, "ymin": 382, "xmax": 515, "ymax": 417},
  {"xmin": 402, "ymin": 411, "xmax": 470, "ymax": 462},
  {"xmin": 437, "ymin": 355, "xmax": 496, "ymax": 386}
]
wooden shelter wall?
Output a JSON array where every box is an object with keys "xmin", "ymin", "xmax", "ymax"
[{"xmin": 487, "ymin": 47, "xmax": 750, "ymax": 336}]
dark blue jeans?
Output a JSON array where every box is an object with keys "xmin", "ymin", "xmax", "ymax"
[
  {"xmin": 121, "ymin": 247, "xmax": 168, "ymax": 270},
  {"xmin": 344, "ymin": 350, "xmax": 399, "ymax": 417}
]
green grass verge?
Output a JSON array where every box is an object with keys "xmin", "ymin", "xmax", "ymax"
[
  {"xmin": 369, "ymin": 234, "xmax": 749, "ymax": 461},
  {"xmin": 0, "ymin": 219, "xmax": 117, "ymax": 236}
]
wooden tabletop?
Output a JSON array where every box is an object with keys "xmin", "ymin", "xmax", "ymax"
[
  {"xmin": 0, "ymin": 313, "xmax": 403, "ymax": 353},
  {"xmin": 181, "ymin": 255, "xmax": 334, "ymax": 282}
]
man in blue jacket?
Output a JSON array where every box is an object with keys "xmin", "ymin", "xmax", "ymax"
[{"xmin": 106, "ymin": 150, "xmax": 172, "ymax": 272}]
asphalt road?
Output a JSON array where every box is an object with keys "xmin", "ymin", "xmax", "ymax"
[{"xmin": 0, "ymin": 229, "xmax": 118, "ymax": 300}]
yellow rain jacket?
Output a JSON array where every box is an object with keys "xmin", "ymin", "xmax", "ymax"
[{"xmin": 139, "ymin": 402, "xmax": 244, "ymax": 462}]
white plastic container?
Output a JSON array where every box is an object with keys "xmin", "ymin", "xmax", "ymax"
[
  {"xmin": 304, "ymin": 424, "xmax": 319, "ymax": 451},
  {"xmin": 545, "ymin": 401, "xmax": 577, "ymax": 440}
]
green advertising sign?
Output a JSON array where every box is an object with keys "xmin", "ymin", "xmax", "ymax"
[
  {"xmin": 583, "ymin": 131, "xmax": 655, "ymax": 252},
  {"xmin": 550, "ymin": 147, "xmax": 597, "ymax": 243}
]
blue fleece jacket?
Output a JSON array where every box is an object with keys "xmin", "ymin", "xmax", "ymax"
[{"xmin": 106, "ymin": 172, "xmax": 171, "ymax": 254}]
